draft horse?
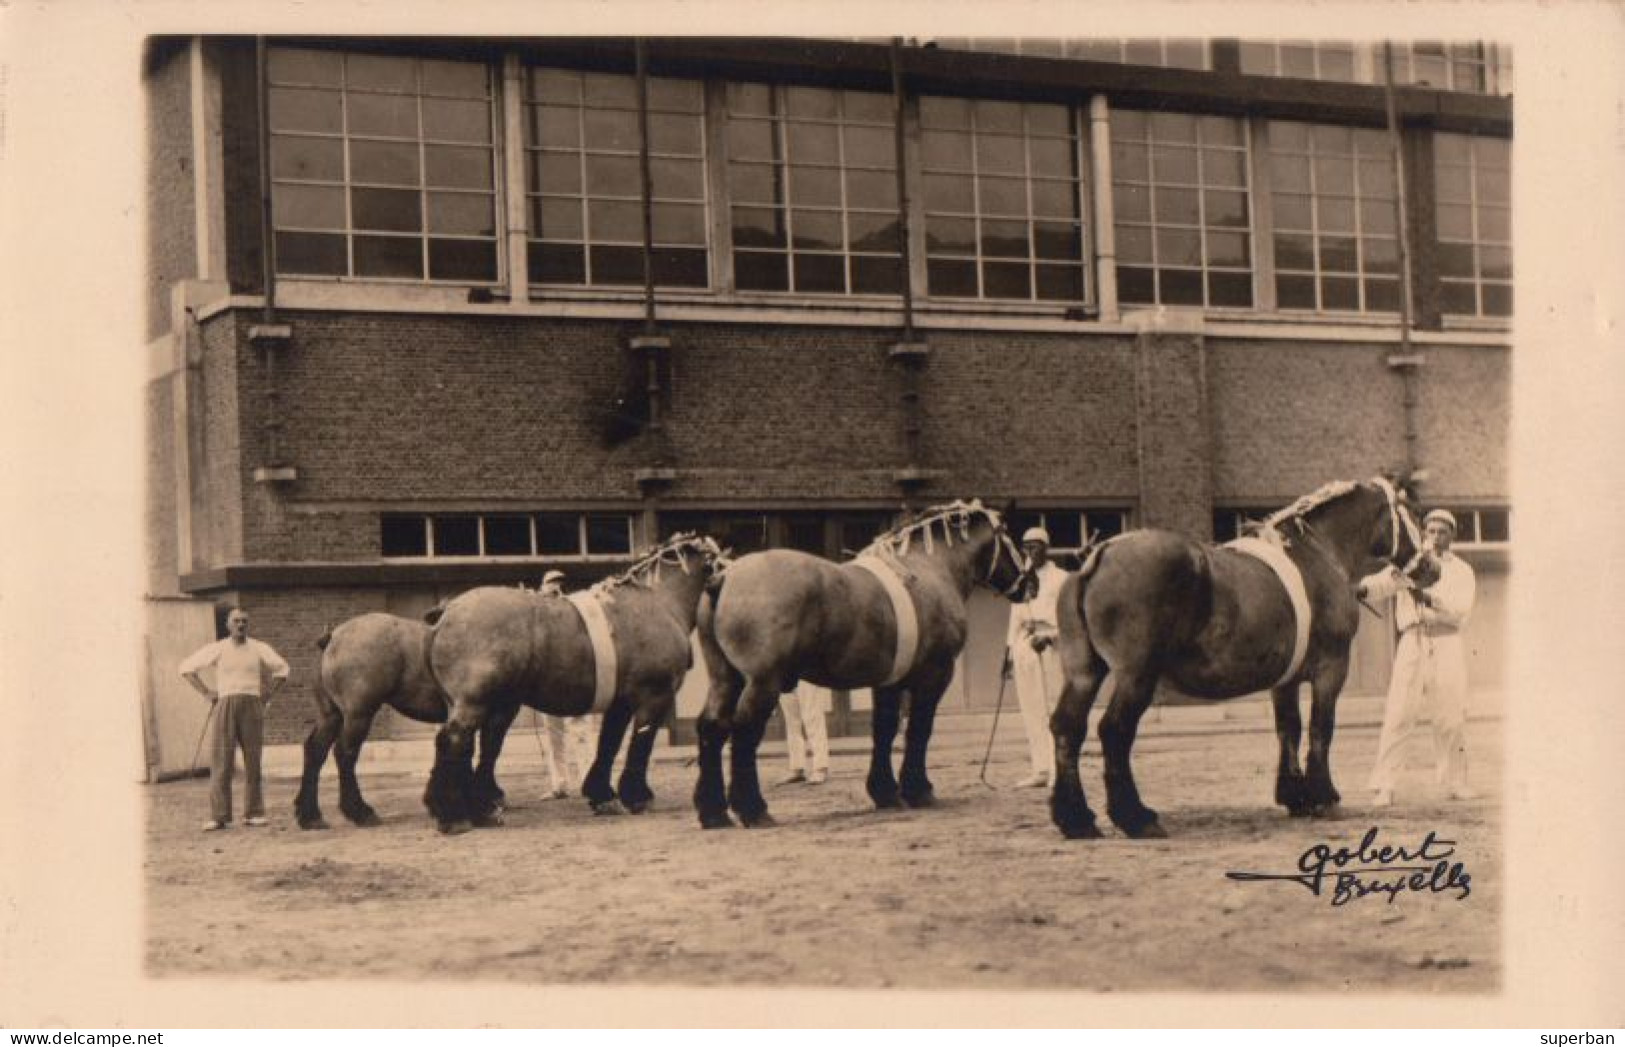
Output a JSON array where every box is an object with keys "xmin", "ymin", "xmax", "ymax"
[
  {"xmin": 1048, "ymin": 477, "xmax": 1435, "ymax": 840},
  {"xmin": 294, "ymin": 613, "xmax": 449, "ymax": 830},
  {"xmin": 694, "ymin": 499, "xmax": 1032, "ymax": 829},
  {"xmin": 424, "ymin": 533, "xmax": 728, "ymax": 835}
]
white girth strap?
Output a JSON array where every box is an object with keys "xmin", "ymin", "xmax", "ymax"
[
  {"xmin": 1225, "ymin": 535, "xmax": 1312, "ymax": 689},
  {"xmin": 566, "ymin": 591, "xmax": 617, "ymax": 711},
  {"xmin": 852, "ymin": 556, "xmax": 920, "ymax": 686}
]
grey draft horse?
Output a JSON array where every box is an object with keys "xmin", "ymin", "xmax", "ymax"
[
  {"xmin": 424, "ymin": 533, "xmax": 729, "ymax": 835},
  {"xmin": 693, "ymin": 499, "xmax": 1032, "ymax": 829},
  {"xmin": 294, "ymin": 613, "xmax": 449, "ymax": 830},
  {"xmin": 1048, "ymin": 476, "xmax": 1437, "ymax": 840}
]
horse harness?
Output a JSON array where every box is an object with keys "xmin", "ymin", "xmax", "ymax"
[
  {"xmin": 851, "ymin": 555, "xmax": 921, "ymax": 687},
  {"xmin": 566, "ymin": 590, "xmax": 619, "ymax": 712},
  {"xmin": 1224, "ymin": 533, "xmax": 1314, "ymax": 689}
]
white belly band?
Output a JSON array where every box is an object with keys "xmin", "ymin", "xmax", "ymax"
[
  {"xmin": 851, "ymin": 556, "xmax": 920, "ymax": 687},
  {"xmin": 1225, "ymin": 536, "xmax": 1312, "ymax": 689},
  {"xmin": 566, "ymin": 590, "xmax": 617, "ymax": 711}
]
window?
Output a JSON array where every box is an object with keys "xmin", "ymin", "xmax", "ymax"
[
  {"xmin": 1008, "ymin": 508, "xmax": 1130, "ymax": 554},
  {"xmin": 1112, "ymin": 110, "xmax": 1253, "ymax": 308},
  {"xmin": 657, "ymin": 509, "xmax": 895, "ymax": 559},
  {"xmin": 1064, "ymin": 39, "xmax": 1209, "ymax": 70},
  {"xmin": 380, "ymin": 512, "xmax": 636, "ymax": 558},
  {"xmin": 1434, "ymin": 132, "xmax": 1511, "ymax": 318},
  {"xmin": 1434, "ymin": 506, "xmax": 1511, "ymax": 547},
  {"xmin": 920, "ymin": 96, "xmax": 1088, "ymax": 303},
  {"xmin": 268, "ymin": 48, "xmax": 499, "ymax": 282},
  {"xmin": 1385, "ymin": 42, "xmax": 1496, "ymax": 93},
  {"xmin": 1239, "ymin": 40, "xmax": 1356, "ymax": 82},
  {"xmin": 1269, "ymin": 121, "xmax": 1401, "ymax": 313},
  {"xmin": 1212, "ymin": 507, "xmax": 1283, "ymax": 544},
  {"xmin": 726, "ymin": 83, "xmax": 902, "ymax": 295},
  {"xmin": 525, "ymin": 68, "xmax": 709, "ymax": 288}
]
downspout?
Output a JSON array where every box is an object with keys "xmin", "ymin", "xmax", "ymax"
[
  {"xmin": 887, "ymin": 39, "xmax": 933, "ymax": 507},
  {"xmin": 1382, "ymin": 42, "xmax": 1423, "ymax": 481},
  {"xmin": 252, "ymin": 36, "xmax": 294, "ymax": 481},
  {"xmin": 631, "ymin": 38, "xmax": 675, "ymax": 496}
]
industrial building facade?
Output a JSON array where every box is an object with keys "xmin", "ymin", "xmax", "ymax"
[{"xmin": 142, "ymin": 36, "xmax": 1512, "ymax": 769}]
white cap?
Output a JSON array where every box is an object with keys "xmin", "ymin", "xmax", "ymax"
[
  {"xmin": 542, "ymin": 569, "xmax": 566, "ymax": 584},
  {"xmin": 1021, "ymin": 527, "xmax": 1051, "ymax": 546},
  {"xmin": 1422, "ymin": 509, "xmax": 1458, "ymax": 533}
]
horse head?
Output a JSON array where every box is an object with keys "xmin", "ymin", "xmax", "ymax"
[{"xmin": 1369, "ymin": 475, "xmax": 1440, "ymax": 589}]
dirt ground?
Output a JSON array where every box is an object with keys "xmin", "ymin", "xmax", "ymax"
[{"xmin": 145, "ymin": 720, "xmax": 1499, "ymax": 991}]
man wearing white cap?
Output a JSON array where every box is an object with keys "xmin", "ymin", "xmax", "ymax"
[
  {"xmin": 538, "ymin": 570, "xmax": 598, "ymax": 798},
  {"xmin": 1357, "ymin": 508, "xmax": 1479, "ymax": 805},
  {"xmin": 1006, "ymin": 526, "xmax": 1069, "ymax": 788}
]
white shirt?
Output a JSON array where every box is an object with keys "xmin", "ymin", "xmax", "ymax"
[
  {"xmin": 1359, "ymin": 552, "xmax": 1477, "ymax": 633},
  {"xmin": 179, "ymin": 637, "xmax": 290, "ymax": 697},
  {"xmin": 1007, "ymin": 561, "xmax": 1069, "ymax": 648}
]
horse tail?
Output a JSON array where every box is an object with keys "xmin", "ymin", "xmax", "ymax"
[{"xmin": 316, "ymin": 628, "xmax": 333, "ymax": 650}]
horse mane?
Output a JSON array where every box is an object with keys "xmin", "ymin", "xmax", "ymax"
[
  {"xmin": 1261, "ymin": 480, "xmax": 1365, "ymax": 533},
  {"xmin": 588, "ymin": 532, "xmax": 719, "ymax": 596},
  {"xmin": 859, "ymin": 499, "xmax": 1001, "ymax": 561}
]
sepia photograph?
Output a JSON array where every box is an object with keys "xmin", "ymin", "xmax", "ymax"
[{"xmin": 2, "ymin": 0, "xmax": 1622, "ymax": 1031}]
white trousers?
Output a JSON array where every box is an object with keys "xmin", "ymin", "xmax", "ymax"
[
  {"xmin": 1013, "ymin": 645, "xmax": 1060, "ymax": 776},
  {"xmin": 780, "ymin": 686, "xmax": 830, "ymax": 773},
  {"xmin": 1368, "ymin": 631, "xmax": 1470, "ymax": 793},
  {"xmin": 542, "ymin": 713, "xmax": 597, "ymax": 792}
]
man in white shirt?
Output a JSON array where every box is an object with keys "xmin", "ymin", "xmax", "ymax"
[
  {"xmin": 777, "ymin": 681, "xmax": 831, "ymax": 786},
  {"xmin": 1358, "ymin": 509, "xmax": 1479, "ymax": 806},
  {"xmin": 538, "ymin": 569, "xmax": 597, "ymax": 798},
  {"xmin": 1007, "ymin": 527, "xmax": 1069, "ymax": 788},
  {"xmin": 179, "ymin": 607, "xmax": 290, "ymax": 830}
]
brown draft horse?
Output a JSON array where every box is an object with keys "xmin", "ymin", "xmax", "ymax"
[
  {"xmin": 424, "ymin": 533, "xmax": 728, "ymax": 835},
  {"xmin": 294, "ymin": 613, "xmax": 449, "ymax": 830},
  {"xmin": 1048, "ymin": 477, "xmax": 1435, "ymax": 840},
  {"xmin": 693, "ymin": 500, "xmax": 1032, "ymax": 829}
]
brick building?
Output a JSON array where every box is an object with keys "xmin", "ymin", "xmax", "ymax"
[{"xmin": 141, "ymin": 36, "xmax": 1512, "ymax": 773}]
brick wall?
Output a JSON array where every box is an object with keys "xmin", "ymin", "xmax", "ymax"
[
  {"xmin": 200, "ymin": 314, "xmax": 245, "ymax": 569},
  {"xmin": 143, "ymin": 39, "xmax": 194, "ymax": 341},
  {"xmin": 1135, "ymin": 328, "xmax": 1215, "ymax": 537},
  {"xmin": 146, "ymin": 377, "xmax": 181, "ymax": 595},
  {"xmin": 1415, "ymin": 345, "xmax": 1512, "ymax": 499}
]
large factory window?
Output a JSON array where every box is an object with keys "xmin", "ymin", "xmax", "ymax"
[
  {"xmin": 380, "ymin": 511, "xmax": 637, "ymax": 559},
  {"xmin": 918, "ymin": 96, "xmax": 1089, "ymax": 303},
  {"xmin": 1111, "ymin": 110, "xmax": 1254, "ymax": 308},
  {"xmin": 524, "ymin": 67, "xmax": 709, "ymax": 288},
  {"xmin": 724, "ymin": 83, "xmax": 903, "ymax": 295},
  {"xmin": 1267, "ymin": 121, "xmax": 1402, "ymax": 314},
  {"xmin": 267, "ymin": 48, "xmax": 500, "ymax": 283},
  {"xmin": 1434, "ymin": 132, "xmax": 1512, "ymax": 318}
]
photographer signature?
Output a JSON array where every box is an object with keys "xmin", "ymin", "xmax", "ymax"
[{"xmin": 1226, "ymin": 827, "xmax": 1472, "ymax": 906}]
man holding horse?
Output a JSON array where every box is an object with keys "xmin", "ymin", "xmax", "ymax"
[
  {"xmin": 1008, "ymin": 526, "xmax": 1068, "ymax": 789},
  {"xmin": 179, "ymin": 607, "xmax": 290, "ymax": 831},
  {"xmin": 1359, "ymin": 508, "xmax": 1479, "ymax": 806}
]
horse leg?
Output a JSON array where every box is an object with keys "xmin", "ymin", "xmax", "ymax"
[
  {"xmin": 899, "ymin": 673, "xmax": 951, "ymax": 808},
  {"xmin": 616, "ymin": 696, "xmax": 669, "ymax": 814},
  {"xmin": 693, "ymin": 674, "xmax": 740, "ymax": 830},
  {"xmin": 865, "ymin": 686, "xmax": 904, "ymax": 809},
  {"xmin": 586, "ymin": 699, "xmax": 636, "ymax": 815},
  {"xmin": 334, "ymin": 706, "xmax": 382, "ymax": 827},
  {"xmin": 294, "ymin": 696, "xmax": 341, "ymax": 830},
  {"xmin": 1271, "ymin": 683, "xmax": 1313, "ymax": 816},
  {"xmin": 726, "ymin": 679, "xmax": 779, "ymax": 827},
  {"xmin": 1050, "ymin": 656, "xmax": 1107, "ymax": 840},
  {"xmin": 1302, "ymin": 657, "xmax": 1351, "ymax": 817},
  {"xmin": 1098, "ymin": 668, "xmax": 1166, "ymax": 839},
  {"xmin": 468, "ymin": 702, "xmax": 519, "ymax": 827},
  {"xmin": 423, "ymin": 702, "xmax": 482, "ymax": 835}
]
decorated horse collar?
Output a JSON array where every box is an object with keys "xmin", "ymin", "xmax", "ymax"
[
  {"xmin": 860, "ymin": 499, "xmax": 1002, "ymax": 559},
  {"xmin": 590, "ymin": 532, "xmax": 725, "ymax": 598}
]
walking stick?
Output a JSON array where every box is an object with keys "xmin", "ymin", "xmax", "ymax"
[
  {"xmin": 978, "ymin": 647, "xmax": 1013, "ymax": 789},
  {"xmin": 188, "ymin": 699, "xmax": 218, "ymax": 778}
]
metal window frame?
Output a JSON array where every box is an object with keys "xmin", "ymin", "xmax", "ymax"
[{"xmin": 1434, "ymin": 130, "xmax": 1512, "ymax": 318}]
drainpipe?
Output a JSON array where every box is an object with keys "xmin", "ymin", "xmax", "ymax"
[
  {"xmin": 631, "ymin": 38, "xmax": 675, "ymax": 496},
  {"xmin": 886, "ymin": 39, "xmax": 935, "ymax": 508},
  {"xmin": 1382, "ymin": 41, "xmax": 1423, "ymax": 482},
  {"xmin": 251, "ymin": 35, "xmax": 296, "ymax": 483}
]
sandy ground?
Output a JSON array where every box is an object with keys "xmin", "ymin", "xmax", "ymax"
[{"xmin": 146, "ymin": 719, "xmax": 1499, "ymax": 991}]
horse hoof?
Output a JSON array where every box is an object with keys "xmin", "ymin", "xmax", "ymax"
[
  {"xmin": 870, "ymin": 794, "xmax": 904, "ymax": 810},
  {"xmin": 739, "ymin": 811, "xmax": 776, "ymax": 828},
  {"xmin": 472, "ymin": 811, "xmax": 505, "ymax": 828},
  {"xmin": 1310, "ymin": 803, "xmax": 1346, "ymax": 820},
  {"xmin": 901, "ymin": 791, "xmax": 936, "ymax": 809},
  {"xmin": 592, "ymin": 800, "xmax": 627, "ymax": 817},
  {"xmin": 348, "ymin": 810, "xmax": 382, "ymax": 828},
  {"xmin": 622, "ymin": 799, "xmax": 650, "ymax": 815},
  {"xmin": 437, "ymin": 820, "xmax": 473, "ymax": 836},
  {"xmin": 1059, "ymin": 821, "xmax": 1103, "ymax": 841},
  {"xmin": 298, "ymin": 818, "xmax": 329, "ymax": 832},
  {"xmin": 1127, "ymin": 820, "xmax": 1168, "ymax": 840},
  {"xmin": 698, "ymin": 811, "xmax": 734, "ymax": 830}
]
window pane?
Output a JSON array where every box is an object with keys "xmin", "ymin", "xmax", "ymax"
[
  {"xmin": 1438, "ymin": 242, "xmax": 1475, "ymax": 278},
  {"xmin": 380, "ymin": 515, "xmax": 428, "ymax": 557},
  {"xmin": 729, "ymin": 162, "xmax": 780, "ymax": 205},
  {"xmin": 1360, "ymin": 198, "xmax": 1397, "ymax": 235},
  {"xmin": 582, "ymin": 73, "xmax": 637, "ymax": 108},
  {"xmin": 1363, "ymin": 278, "xmax": 1400, "ymax": 312},
  {"xmin": 1277, "ymin": 273, "xmax": 1316, "ymax": 309},
  {"xmin": 586, "ymin": 515, "xmax": 632, "ymax": 555},
  {"xmin": 274, "ymin": 185, "xmax": 346, "ymax": 229},
  {"xmin": 650, "ymin": 113, "xmax": 704, "ymax": 155},
  {"xmin": 589, "ymin": 200, "xmax": 642, "ymax": 242},
  {"xmin": 652, "ymin": 158, "xmax": 705, "ymax": 200},
  {"xmin": 1033, "ymin": 221, "xmax": 1082, "ymax": 260},
  {"xmin": 530, "ymin": 242, "xmax": 585, "ymax": 284},
  {"xmin": 269, "ymin": 47, "xmax": 344, "ymax": 87},
  {"xmin": 1159, "ymin": 268, "xmax": 1204, "ymax": 305},
  {"xmin": 1113, "ymin": 183, "xmax": 1151, "ymax": 222},
  {"xmin": 533, "ymin": 151, "xmax": 583, "ymax": 194},
  {"xmin": 843, "ymin": 125, "xmax": 894, "ymax": 168},
  {"xmin": 1031, "ymin": 181, "xmax": 1078, "ymax": 219},
  {"xmin": 1313, "ymin": 155, "xmax": 1354, "ymax": 194},
  {"xmin": 648, "ymin": 77, "xmax": 703, "ymax": 113},
  {"xmin": 1274, "ymin": 192, "xmax": 1312, "ymax": 230},
  {"xmin": 851, "ymin": 255, "xmax": 903, "ymax": 295},
  {"xmin": 920, "ymin": 95, "xmax": 972, "ymax": 130},
  {"xmin": 976, "ymin": 134, "xmax": 1026, "ymax": 175},
  {"xmin": 1117, "ymin": 265, "xmax": 1155, "ymax": 303},
  {"xmin": 652, "ymin": 203, "xmax": 707, "ymax": 246},
  {"xmin": 426, "ymin": 146, "xmax": 492, "ymax": 189},
  {"xmin": 1205, "ymin": 190, "xmax": 1249, "ymax": 228},
  {"xmin": 790, "ymin": 166, "xmax": 841, "ymax": 207},
  {"xmin": 1154, "ymin": 187, "xmax": 1200, "ymax": 224},
  {"xmin": 433, "ymin": 515, "xmax": 480, "ymax": 556},
  {"xmin": 1440, "ymin": 281, "xmax": 1478, "ymax": 315},
  {"xmin": 651, "ymin": 247, "xmax": 709, "ymax": 288},
  {"xmin": 1203, "ymin": 149, "xmax": 1247, "ymax": 187},
  {"xmin": 347, "ymin": 54, "xmax": 416, "ymax": 93},
  {"xmin": 1029, "ymin": 138, "xmax": 1076, "ymax": 178},
  {"xmin": 728, "ymin": 119, "xmax": 778, "ymax": 162},
  {"xmin": 1318, "ymin": 196, "xmax": 1355, "ymax": 233},
  {"xmin": 982, "ymin": 260, "xmax": 1032, "ymax": 299},
  {"xmin": 422, "ymin": 59, "xmax": 488, "ymax": 99},
  {"xmin": 422, "ymin": 98, "xmax": 492, "ymax": 144},
  {"xmin": 925, "ymin": 174, "xmax": 975, "ymax": 212},
  {"xmin": 787, "ymin": 123, "xmax": 839, "ymax": 163},
  {"xmin": 1117, "ymin": 225, "xmax": 1153, "ymax": 264},
  {"xmin": 1111, "ymin": 141, "xmax": 1149, "ymax": 181},
  {"xmin": 927, "ymin": 216, "xmax": 977, "ymax": 254},
  {"xmin": 348, "ymin": 92, "xmax": 418, "ymax": 137},
  {"xmin": 793, "ymin": 252, "xmax": 846, "ymax": 293},
  {"xmin": 354, "ymin": 235, "xmax": 423, "ymax": 278},
  {"xmin": 590, "ymin": 245, "xmax": 644, "ymax": 284},
  {"xmin": 351, "ymin": 140, "xmax": 421, "ymax": 185},
  {"xmin": 1481, "ymin": 245, "xmax": 1512, "ymax": 281},
  {"xmin": 735, "ymin": 250, "xmax": 789, "ymax": 291},
  {"xmin": 428, "ymin": 238, "xmax": 496, "ymax": 281},
  {"xmin": 928, "ymin": 258, "xmax": 978, "ymax": 297},
  {"xmin": 584, "ymin": 109, "xmax": 639, "ymax": 151},
  {"xmin": 981, "ymin": 219, "xmax": 1030, "ymax": 258},
  {"xmin": 1152, "ymin": 145, "xmax": 1199, "ymax": 183},
  {"xmin": 979, "ymin": 176, "xmax": 1028, "ymax": 215},
  {"xmin": 1035, "ymin": 263, "xmax": 1083, "ymax": 302},
  {"xmin": 533, "ymin": 197, "xmax": 583, "ymax": 240},
  {"xmin": 586, "ymin": 154, "xmax": 642, "ymax": 197},
  {"xmin": 1207, "ymin": 271, "xmax": 1253, "ymax": 307},
  {"xmin": 1157, "ymin": 228, "xmax": 1202, "ymax": 266},
  {"xmin": 1437, "ymin": 204, "xmax": 1474, "ymax": 239},
  {"xmin": 536, "ymin": 513, "xmax": 580, "ymax": 555},
  {"xmin": 352, "ymin": 188, "xmax": 422, "ymax": 232},
  {"xmin": 792, "ymin": 210, "xmax": 844, "ymax": 251},
  {"xmin": 732, "ymin": 206, "xmax": 787, "ymax": 248},
  {"xmin": 845, "ymin": 169, "xmax": 898, "ymax": 209},
  {"xmin": 1271, "ymin": 153, "xmax": 1312, "ymax": 193},
  {"xmin": 1274, "ymin": 233, "xmax": 1315, "ymax": 271},
  {"xmin": 1319, "ymin": 236, "xmax": 1358, "ymax": 272},
  {"xmin": 1363, "ymin": 237, "xmax": 1400, "ymax": 274},
  {"xmin": 1320, "ymin": 275, "xmax": 1359, "ymax": 310},
  {"xmin": 1479, "ymin": 510, "xmax": 1510, "ymax": 542},
  {"xmin": 848, "ymin": 211, "xmax": 900, "ymax": 252},
  {"xmin": 1479, "ymin": 206, "xmax": 1510, "ymax": 241},
  {"xmin": 1206, "ymin": 230, "xmax": 1250, "ymax": 267},
  {"xmin": 269, "ymin": 87, "xmax": 342, "ymax": 133},
  {"xmin": 276, "ymin": 232, "xmax": 347, "ymax": 275},
  {"xmin": 272, "ymin": 136, "xmax": 344, "ymax": 181},
  {"xmin": 483, "ymin": 516, "xmax": 532, "ymax": 556},
  {"xmin": 426, "ymin": 192, "xmax": 493, "ymax": 236}
]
